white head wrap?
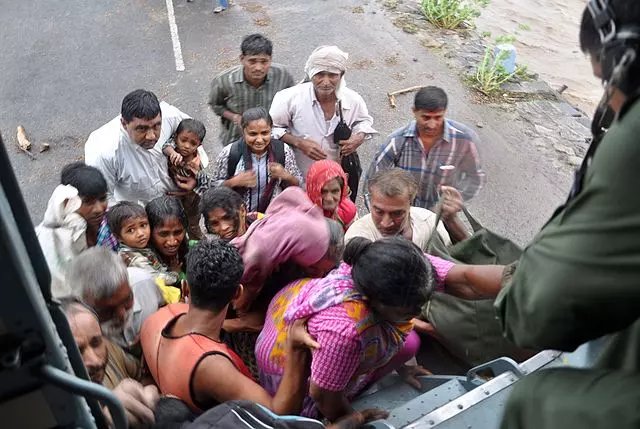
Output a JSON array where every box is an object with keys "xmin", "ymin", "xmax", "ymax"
[
  {"xmin": 303, "ymin": 46, "xmax": 349, "ymax": 96},
  {"xmin": 304, "ymin": 45, "xmax": 349, "ymax": 79}
]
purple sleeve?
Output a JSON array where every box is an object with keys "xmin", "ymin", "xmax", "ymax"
[{"xmin": 425, "ymin": 254, "xmax": 455, "ymax": 292}]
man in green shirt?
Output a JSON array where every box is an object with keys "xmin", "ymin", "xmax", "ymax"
[
  {"xmin": 209, "ymin": 33, "xmax": 295, "ymax": 146},
  {"xmin": 494, "ymin": 1, "xmax": 640, "ymax": 427}
]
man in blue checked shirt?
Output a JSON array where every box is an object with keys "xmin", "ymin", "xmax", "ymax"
[{"xmin": 364, "ymin": 86, "xmax": 486, "ymax": 215}]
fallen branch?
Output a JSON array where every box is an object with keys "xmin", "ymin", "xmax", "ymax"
[{"xmin": 387, "ymin": 85, "xmax": 424, "ymax": 108}]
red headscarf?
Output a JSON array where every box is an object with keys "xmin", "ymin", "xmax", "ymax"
[{"xmin": 306, "ymin": 160, "xmax": 357, "ymax": 229}]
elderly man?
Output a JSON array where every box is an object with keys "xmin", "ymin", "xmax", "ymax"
[
  {"xmin": 346, "ymin": 169, "xmax": 468, "ymax": 247},
  {"xmin": 365, "ymin": 86, "xmax": 485, "ymax": 210},
  {"xmin": 61, "ymin": 298, "xmax": 159, "ymax": 428},
  {"xmin": 270, "ymin": 45, "xmax": 377, "ymax": 198},
  {"xmin": 209, "ymin": 34, "xmax": 294, "ymax": 146},
  {"xmin": 67, "ymin": 247, "xmax": 165, "ymax": 354}
]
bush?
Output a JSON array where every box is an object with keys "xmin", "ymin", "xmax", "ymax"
[
  {"xmin": 473, "ymin": 45, "xmax": 515, "ymax": 95},
  {"xmin": 420, "ymin": 0, "xmax": 486, "ymax": 30}
]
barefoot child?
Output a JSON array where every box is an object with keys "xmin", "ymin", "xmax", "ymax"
[
  {"xmin": 108, "ymin": 201, "xmax": 180, "ymax": 286},
  {"xmin": 162, "ymin": 118, "xmax": 207, "ymax": 240}
]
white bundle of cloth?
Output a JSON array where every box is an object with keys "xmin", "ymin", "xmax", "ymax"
[{"xmin": 35, "ymin": 184, "xmax": 88, "ymax": 298}]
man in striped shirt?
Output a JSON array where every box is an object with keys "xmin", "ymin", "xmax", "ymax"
[
  {"xmin": 365, "ymin": 86, "xmax": 486, "ymax": 213},
  {"xmin": 209, "ymin": 33, "xmax": 295, "ymax": 146}
]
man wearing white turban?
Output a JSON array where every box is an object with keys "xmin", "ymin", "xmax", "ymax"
[{"xmin": 270, "ymin": 46, "xmax": 377, "ymax": 198}]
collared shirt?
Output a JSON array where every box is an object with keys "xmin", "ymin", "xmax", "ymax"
[
  {"xmin": 209, "ymin": 64, "xmax": 295, "ymax": 146},
  {"xmin": 270, "ymin": 82, "xmax": 378, "ymax": 176},
  {"xmin": 344, "ymin": 207, "xmax": 451, "ymax": 248},
  {"xmin": 96, "ymin": 216, "xmax": 119, "ymax": 251},
  {"xmin": 84, "ymin": 102, "xmax": 189, "ymax": 206},
  {"xmin": 365, "ymin": 120, "xmax": 486, "ymax": 209},
  {"xmin": 197, "ymin": 141, "xmax": 303, "ymax": 212}
]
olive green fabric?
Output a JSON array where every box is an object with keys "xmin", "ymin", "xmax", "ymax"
[
  {"xmin": 501, "ymin": 368, "xmax": 640, "ymax": 429},
  {"xmin": 424, "ymin": 209, "xmax": 530, "ymax": 366},
  {"xmin": 497, "ymin": 98, "xmax": 640, "ymax": 428}
]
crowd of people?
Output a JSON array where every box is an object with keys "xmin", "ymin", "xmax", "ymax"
[
  {"xmin": 34, "ymin": 31, "xmax": 488, "ymax": 427},
  {"xmin": 33, "ymin": 0, "xmax": 640, "ymax": 423}
]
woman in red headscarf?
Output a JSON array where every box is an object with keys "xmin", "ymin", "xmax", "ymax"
[{"xmin": 306, "ymin": 160, "xmax": 357, "ymax": 231}]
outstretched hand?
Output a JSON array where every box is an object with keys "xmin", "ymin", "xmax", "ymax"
[
  {"xmin": 288, "ymin": 318, "xmax": 321, "ymax": 351},
  {"xmin": 397, "ymin": 364, "xmax": 432, "ymax": 390},
  {"xmin": 106, "ymin": 379, "xmax": 159, "ymax": 429},
  {"xmin": 440, "ymin": 186, "xmax": 463, "ymax": 218},
  {"xmin": 174, "ymin": 173, "xmax": 197, "ymax": 192},
  {"xmin": 169, "ymin": 151, "xmax": 183, "ymax": 166},
  {"xmin": 327, "ymin": 408, "xmax": 390, "ymax": 429}
]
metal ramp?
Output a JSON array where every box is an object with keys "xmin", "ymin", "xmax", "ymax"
[{"xmin": 351, "ymin": 349, "xmax": 595, "ymax": 428}]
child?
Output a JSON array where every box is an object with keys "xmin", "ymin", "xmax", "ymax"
[
  {"xmin": 145, "ymin": 196, "xmax": 189, "ymax": 277},
  {"xmin": 108, "ymin": 201, "xmax": 180, "ymax": 286},
  {"xmin": 162, "ymin": 118, "xmax": 207, "ymax": 240}
]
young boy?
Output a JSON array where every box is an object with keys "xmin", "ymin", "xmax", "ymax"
[
  {"xmin": 108, "ymin": 201, "xmax": 179, "ymax": 286},
  {"xmin": 162, "ymin": 118, "xmax": 207, "ymax": 240}
]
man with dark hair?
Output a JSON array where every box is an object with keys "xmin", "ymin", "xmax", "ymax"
[
  {"xmin": 365, "ymin": 86, "xmax": 485, "ymax": 214},
  {"xmin": 85, "ymin": 89, "xmax": 206, "ymax": 206},
  {"xmin": 200, "ymin": 187, "xmax": 263, "ymax": 241},
  {"xmin": 140, "ymin": 239, "xmax": 318, "ymax": 415},
  {"xmin": 209, "ymin": 34, "xmax": 294, "ymax": 146},
  {"xmin": 489, "ymin": 1, "xmax": 640, "ymax": 427}
]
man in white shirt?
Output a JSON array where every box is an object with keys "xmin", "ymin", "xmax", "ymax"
[
  {"xmin": 345, "ymin": 169, "xmax": 468, "ymax": 249},
  {"xmin": 85, "ymin": 89, "xmax": 203, "ymax": 206},
  {"xmin": 270, "ymin": 46, "xmax": 377, "ymax": 198}
]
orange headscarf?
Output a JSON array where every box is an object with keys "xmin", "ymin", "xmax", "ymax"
[{"xmin": 306, "ymin": 160, "xmax": 357, "ymax": 228}]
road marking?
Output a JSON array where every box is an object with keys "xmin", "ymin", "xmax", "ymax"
[{"xmin": 165, "ymin": 0, "xmax": 185, "ymax": 71}]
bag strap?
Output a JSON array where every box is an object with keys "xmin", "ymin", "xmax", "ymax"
[
  {"xmin": 227, "ymin": 139, "xmax": 244, "ymax": 179},
  {"xmin": 461, "ymin": 206, "xmax": 483, "ymax": 233},
  {"xmin": 338, "ymin": 100, "xmax": 345, "ymax": 123},
  {"xmin": 271, "ymin": 139, "xmax": 286, "ymax": 167},
  {"xmin": 424, "ymin": 196, "xmax": 484, "ymax": 250},
  {"xmin": 424, "ymin": 199, "xmax": 444, "ymax": 251}
]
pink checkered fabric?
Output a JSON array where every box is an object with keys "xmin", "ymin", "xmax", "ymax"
[
  {"xmin": 425, "ymin": 254, "xmax": 455, "ymax": 291},
  {"xmin": 307, "ymin": 306, "xmax": 363, "ymax": 391}
]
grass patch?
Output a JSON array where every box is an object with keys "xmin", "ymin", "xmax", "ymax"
[
  {"xmin": 383, "ymin": 0, "xmax": 398, "ymax": 9},
  {"xmin": 518, "ymin": 23, "xmax": 531, "ymax": 31},
  {"xmin": 472, "ymin": 44, "xmax": 515, "ymax": 95},
  {"xmin": 420, "ymin": 0, "xmax": 488, "ymax": 30},
  {"xmin": 394, "ymin": 16, "xmax": 419, "ymax": 33},
  {"xmin": 352, "ymin": 6, "xmax": 365, "ymax": 13}
]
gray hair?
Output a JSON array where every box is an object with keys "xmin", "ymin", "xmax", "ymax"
[
  {"xmin": 66, "ymin": 247, "xmax": 128, "ymax": 301},
  {"xmin": 367, "ymin": 168, "xmax": 418, "ymax": 201},
  {"xmin": 325, "ymin": 218, "xmax": 345, "ymax": 264},
  {"xmin": 59, "ymin": 297, "xmax": 98, "ymax": 318}
]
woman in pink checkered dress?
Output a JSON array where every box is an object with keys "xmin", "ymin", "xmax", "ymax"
[{"xmin": 255, "ymin": 237, "xmax": 449, "ymax": 421}]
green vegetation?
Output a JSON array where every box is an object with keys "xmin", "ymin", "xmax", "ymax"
[
  {"xmin": 472, "ymin": 36, "xmax": 526, "ymax": 95},
  {"xmin": 518, "ymin": 23, "xmax": 531, "ymax": 31},
  {"xmin": 420, "ymin": 0, "xmax": 489, "ymax": 30},
  {"xmin": 481, "ymin": 31, "xmax": 492, "ymax": 38}
]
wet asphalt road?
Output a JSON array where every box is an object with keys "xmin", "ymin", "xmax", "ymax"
[{"xmin": 0, "ymin": 0, "xmax": 572, "ymax": 246}]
